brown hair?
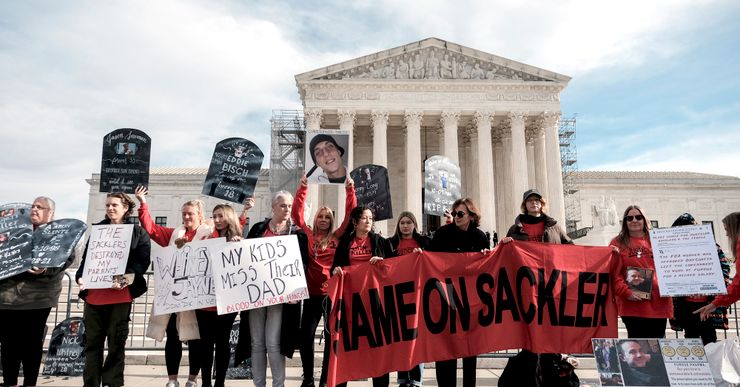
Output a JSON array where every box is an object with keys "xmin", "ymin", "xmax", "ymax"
[
  {"xmin": 452, "ymin": 197, "xmax": 481, "ymax": 226},
  {"xmin": 614, "ymin": 205, "xmax": 651, "ymax": 248},
  {"xmin": 722, "ymin": 212, "xmax": 740, "ymax": 258},
  {"xmin": 212, "ymin": 204, "xmax": 242, "ymax": 240},
  {"xmin": 106, "ymin": 192, "xmax": 136, "ymax": 219},
  {"xmin": 520, "ymin": 195, "xmax": 548, "ymax": 214}
]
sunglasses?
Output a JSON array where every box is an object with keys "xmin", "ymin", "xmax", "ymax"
[
  {"xmin": 624, "ymin": 215, "xmax": 644, "ymax": 222},
  {"xmin": 454, "ymin": 211, "xmax": 468, "ymax": 218}
]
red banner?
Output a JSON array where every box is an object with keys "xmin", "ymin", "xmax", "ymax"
[{"xmin": 326, "ymin": 242, "xmax": 617, "ymax": 385}]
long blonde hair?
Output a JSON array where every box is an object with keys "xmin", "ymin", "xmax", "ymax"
[
  {"xmin": 213, "ymin": 204, "xmax": 242, "ymax": 240},
  {"xmin": 312, "ymin": 206, "xmax": 336, "ymax": 250},
  {"xmin": 723, "ymin": 212, "xmax": 740, "ymax": 258}
]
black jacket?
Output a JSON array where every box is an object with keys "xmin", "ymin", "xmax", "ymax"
[
  {"xmin": 428, "ymin": 222, "xmax": 490, "ymax": 253},
  {"xmin": 506, "ymin": 214, "xmax": 573, "ymax": 245},
  {"xmin": 332, "ymin": 231, "xmax": 395, "ymax": 270},
  {"xmin": 75, "ymin": 218, "xmax": 151, "ymax": 300}
]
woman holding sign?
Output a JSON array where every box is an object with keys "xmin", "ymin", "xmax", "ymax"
[
  {"xmin": 293, "ymin": 175, "xmax": 356, "ymax": 387},
  {"xmin": 135, "ymin": 186, "xmax": 212, "ymax": 387},
  {"xmin": 609, "ymin": 205, "xmax": 672, "ymax": 338},
  {"xmin": 75, "ymin": 192, "xmax": 151, "ymax": 387},
  {"xmin": 696, "ymin": 213, "xmax": 740, "ymax": 321}
]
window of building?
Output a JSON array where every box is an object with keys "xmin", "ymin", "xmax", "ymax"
[
  {"xmin": 127, "ymin": 216, "xmax": 140, "ymax": 225},
  {"xmin": 155, "ymin": 216, "xmax": 167, "ymax": 227},
  {"xmin": 650, "ymin": 220, "xmax": 659, "ymax": 228}
]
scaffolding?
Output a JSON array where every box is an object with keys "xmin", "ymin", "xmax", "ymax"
[
  {"xmin": 269, "ymin": 110, "xmax": 306, "ymax": 195},
  {"xmin": 559, "ymin": 115, "xmax": 582, "ymax": 235}
]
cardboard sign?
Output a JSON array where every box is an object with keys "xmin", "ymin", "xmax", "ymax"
[
  {"xmin": 0, "ymin": 203, "xmax": 33, "ymax": 280},
  {"xmin": 99, "ymin": 128, "xmax": 151, "ymax": 193},
  {"xmin": 650, "ymin": 224, "xmax": 727, "ymax": 297},
  {"xmin": 42, "ymin": 317, "xmax": 86, "ymax": 376},
  {"xmin": 225, "ymin": 319, "xmax": 253, "ymax": 379},
  {"xmin": 350, "ymin": 164, "xmax": 393, "ymax": 221},
  {"xmin": 592, "ymin": 338, "xmax": 713, "ymax": 386},
  {"xmin": 305, "ymin": 130, "xmax": 350, "ymax": 185},
  {"xmin": 202, "ymin": 138, "xmax": 264, "ymax": 204},
  {"xmin": 32, "ymin": 219, "xmax": 87, "ymax": 268},
  {"xmin": 151, "ymin": 238, "xmax": 224, "ymax": 315},
  {"xmin": 212, "ymin": 235, "xmax": 308, "ymax": 314},
  {"xmin": 81, "ymin": 224, "xmax": 133, "ymax": 289},
  {"xmin": 423, "ymin": 155, "xmax": 462, "ymax": 216}
]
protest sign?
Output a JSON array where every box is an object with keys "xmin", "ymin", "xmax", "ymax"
[
  {"xmin": 152, "ymin": 238, "xmax": 224, "ymax": 315},
  {"xmin": 592, "ymin": 338, "xmax": 713, "ymax": 386},
  {"xmin": 305, "ymin": 131, "xmax": 350, "ymax": 185},
  {"xmin": 423, "ymin": 156, "xmax": 461, "ymax": 216},
  {"xmin": 212, "ymin": 235, "xmax": 308, "ymax": 314},
  {"xmin": 650, "ymin": 224, "xmax": 727, "ymax": 297},
  {"xmin": 43, "ymin": 317, "xmax": 86, "ymax": 376},
  {"xmin": 202, "ymin": 138, "xmax": 264, "ymax": 204},
  {"xmin": 325, "ymin": 242, "xmax": 617, "ymax": 386},
  {"xmin": 350, "ymin": 164, "xmax": 393, "ymax": 221},
  {"xmin": 225, "ymin": 319, "xmax": 253, "ymax": 379},
  {"xmin": 99, "ymin": 128, "xmax": 151, "ymax": 193},
  {"xmin": 81, "ymin": 224, "xmax": 133, "ymax": 289},
  {"xmin": 32, "ymin": 219, "xmax": 87, "ymax": 268},
  {"xmin": 0, "ymin": 203, "xmax": 33, "ymax": 280}
]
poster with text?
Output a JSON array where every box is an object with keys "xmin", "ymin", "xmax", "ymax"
[
  {"xmin": 225, "ymin": 319, "xmax": 253, "ymax": 379},
  {"xmin": 212, "ymin": 235, "xmax": 308, "ymax": 314},
  {"xmin": 32, "ymin": 219, "xmax": 87, "ymax": 268},
  {"xmin": 0, "ymin": 203, "xmax": 33, "ymax": 280},
  {"xmin": 202, "ymin": 138, "xmax": 263, "ymax": 203},
  {"xmin": 81, "ymin": 224, "xmax": 133, "ymax": 289},
  {"xmin": 592, "ymin": 338, "xmax": 713, "ymax": 386},
  {"xmin": 42, "ymin": 317, "xmax": 86, "ymax": 376},
  {"xmin": 152, "ymin": 238, "xmax": 224, "ymax": 315},
  {"xmin": 305, "ymin": 130, "xmax": 350, "ymax": 185},
  {"xmin": 650, "ymin": 224, "xmax": 727, "ymax": 297},
  {"xmin": 350, "ymin": 164, "xmax": 393, "ymax": 221},
  {"xmin": 423, "ymin": 155, "xmax": 461, "ymax": 216},
  {"xmin": 99, "ymin": 128, "xmax": 151, "ymax": 193}
]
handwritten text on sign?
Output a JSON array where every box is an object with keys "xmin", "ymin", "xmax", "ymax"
[
  {"xmin": 81, "ymin": 224, "xmax": 133, "ymax": 289},
  {"xmin": 212, "ymin": 235, "xmax": 308, "ymax": 314},
  {"xmin": 152, "ymin": 238, "xmax": 224, "ymax": 315}
]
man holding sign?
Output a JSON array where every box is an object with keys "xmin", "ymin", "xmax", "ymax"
[{"xmin": 75, "ymin": 192, "xmax": 151, "ymax": 387}]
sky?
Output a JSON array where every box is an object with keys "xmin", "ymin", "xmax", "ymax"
[{"xmin": 1, "ymin": 0, "xmax": 739, "ymax": 220}]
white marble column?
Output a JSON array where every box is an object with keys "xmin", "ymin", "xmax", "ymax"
[
  {"xmin": 500, "ymin": 120, "xmax": 515, "ymax": 222},
  {"xmin": 336, "ymin": 109, "xmax": 356, "ymax": 225},
  {"xmin": 492, "ymin": 128, "xmax": 506, "ymax": 235},
  {"xmin": 544, "ymin": 111, "xmax": 566, "ymax": 223},
  {"xmin": 303, "ymin": 109, "xmax": 323, "ymax": 224},
  {"xmin": 525, "ymin": 127, "xmax": 536, "ymax": 188},
  {"xmin": 404, "ymin": 110, "xmax": 423, "ymax": 223},
  {"xmin": 371, "ymin": 110, "xmax": 389, "ymax": 235},
  {"xmin": 533, "ymin": 117, "xmax": 549, "ymax": 198},
  {"xmin": 508, "ymin": 112, "xmax": 529, "ymax": 209},
  {"xmin": 473, "ymin": 111, "xmax": 495, "ymax": 233},
  {"xmin": 439, "ymin": 110, "xmax": 460, "ymax": 164},
  {"xmin": 464, "ymin": 125, "xmax": 479, "ymax": 203}
]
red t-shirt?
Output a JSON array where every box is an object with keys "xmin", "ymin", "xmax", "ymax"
[
  {"xmin": 85, "ymin": 288, "xmax": 133, "ymax": 305},
  {"xmin": 307, "ymin": 235, "xmax": 339, "ymax": 295},
  {"xmin": 522, "ymin": 222, "xmax": 545, "ymax": 242},
  {"xmin": 396, "ymin": 238, "xmax": 420, "ymax": 256},
  {"xmin": 349, "ymin": 236, "xmax": 373, "ymax": 266}
]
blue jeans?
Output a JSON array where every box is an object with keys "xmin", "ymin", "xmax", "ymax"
[
  {"xmin": 249, "ymin": 304, "xmax": 285, "ymax": 387},
  {"xmin": 397, "ymin": 364, "xmax": 424, "ymax": 386}
]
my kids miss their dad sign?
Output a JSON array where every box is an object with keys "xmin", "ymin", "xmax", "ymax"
[
  {"xmin": 100, "ymin": 128, "xmax": 151, "ymax": 193},
  {"xmin": 202, "ymin": 138, "xmax": 264, "ymax": 204},
  {"xmin": 325, "ymin": 242, "xmax": 617, "ymax": 385}
]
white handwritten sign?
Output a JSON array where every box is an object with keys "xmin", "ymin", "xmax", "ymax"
[
  {"xmin": 650, "ymin": 224, "xmax": 727, "ymax": 297},
  {"xmin": 81, "ymin": 224, "xmax": 133, "ymax": 289},
  {"xmin": 212, "ymin": 235, "xmax": 308, "ymax": 314},
  {"xmin": 152, "ymin": 238, "xmax": 224, "ymax": 315}
]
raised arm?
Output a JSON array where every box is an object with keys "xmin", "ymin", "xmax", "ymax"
[
  {"xmin": 134, "ymin": 186, "xmax": 173, "ymax": 246},
  {"xmin": 239, "ymin": 197, "xmax": 255, "ymax": 227},
  {"xmin": 292, "ymin": 175, "xmax": 309, "ymax": 231},
  {"xmin": 334, "ymin": 176, "xmax": 357, "ymax": 237}
]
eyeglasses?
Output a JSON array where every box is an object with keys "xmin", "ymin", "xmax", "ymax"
[
  {"xmin": 31, "ymin": 204, "xmax": 49, "ymax": 210},
  {"xmin": 624, "ymin": 215, "xmax": 644, "ymax": 222},
  {"xmin": 454, "ymin": 211, "xmax": 468, "ymax": 218}
]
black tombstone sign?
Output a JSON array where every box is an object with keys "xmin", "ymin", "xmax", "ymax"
[
  {"xmin": 424, "ymin": 156, "xmax": 462, "ymax": 216},
  {"xmin": 0, "ymin": 203, "xmax": 33, "ymax": 280},
  {"xmin": 225, "ymin": 319, "xmax": 252, "ymax": 379},
  {"xmin": 202, "ymin": 138, "xmax": 264, "ymax": 204},
  {"xmin": 32, "ymin": 219, "xmax": 87, "ymax": 268},
  {"xmin": 350, "ymin": 164, "xmax": 393, "ymax": 221},
  {"xmin": 42, "ymin": 317, "xmax": 86, "ymax": 376},
  {"xmin": 99, "ymin": 128, "xmax": 151, "ymax": 193}
]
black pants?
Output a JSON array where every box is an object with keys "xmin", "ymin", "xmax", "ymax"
[
  {"xmin": 83, "ymin": 303, "xmax": 131, "ymax": 387},
  {"xmin": 165, "ymin": 313, "xmax": 201, "ymax": 376},
  {"xmin": 435, "ymin": 356, "xmax": 477, "ymax": 387},
  {"xmin": 622, "ymin": 316, "xmax": 668, "ymax": 338},
  {"xmin": 299, "ymin": 295, "xmax": 331, "ymax": 386},
  {"xmin": 0, "ymin": 307, "xmax": 52, "ymax": 386},
  {"xmin": 675, "ymin": 300, "xmax": 717, "ymax": 345},
  {"xmin": 336, "ymin": 373, "xmax": 389, "ymax": 387},
  {"xmin": 195, "ymin": 310, "xmax": 237, "ymax": 387}
]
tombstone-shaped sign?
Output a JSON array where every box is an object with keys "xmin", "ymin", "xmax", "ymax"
[
  {"xmin": 225, "ymin": 319, "xmax": 253, "ymax": 379},
  {"xmin": 32, "ymin": 219, "xmax": 87, "ymax": 268},
  {"xmin": 99, "ymin": 128, "xmax": 151, "ymax": 193},
  {"xmin": 43, "ymin": 317, "xmax": 86, "ymax": 376},
  {"xmin": 424, "ymin": 156, "xmax": 461, "ymax": 216},
  {"xmin": 350, "ymin": 164, "xmax": 393, "ymax": 221},
  {"xmin": 0, "ymin": 203, "xmax": 33, "ymax": 280},
  {"xmin": 202, "ymin": 138, "xmax": 264, "ymax": 204}
]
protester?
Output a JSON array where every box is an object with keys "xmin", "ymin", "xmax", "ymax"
[
  {"xmin": 239, "ymin": 191, "xmax": 308, "ymax": 387},
  {"xmin": 293, "ymin": 175, "xmax": 356, "ymax": 387},
  {"xmin": 135, "ymin": 186, "xmax": 212, "ymax": 387},
  {"xmin": 306, "ymin": 134, "xmax": 348, "ymax": 184},
  {"xmin": 428, "ymin": 198, "xmax": 489, "ymax": 387},
  {"xmin": 331, "ymin": 205, "xmax": 395, "ymax": 387},
  {"xmin": 388, "ymin": 211, "xmax": 429, "ymax": 387},
  {"xmin": 617, "ymin": 339, "xmax": 669, "ymax": 386},
  {"xmin": 0, "ymin": 197, "xmax": 75, "ymax": 387},
  {"xmin": 610, "ymin": 205, "xmax": 672, "ymax": 338},
  {"xmin": 75, "ymin": 192, "xmax": 151, "ymax": 387},
  {"xmin": 696, "ymin": 212, "xmax": 740, "ymax": 321}
]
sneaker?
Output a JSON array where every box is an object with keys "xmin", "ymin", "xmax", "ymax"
[
  {"xmin": 165, "ymin": 381, "xmax": 179, "ymax": 387},
  {"xmin": 184, "ymin": 381, "xmax": 198, "ymax": 387}
]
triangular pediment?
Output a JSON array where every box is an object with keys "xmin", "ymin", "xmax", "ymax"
[{"xmin": 296, "ymin": 37, "xmax": 570, "ymax": 83}]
